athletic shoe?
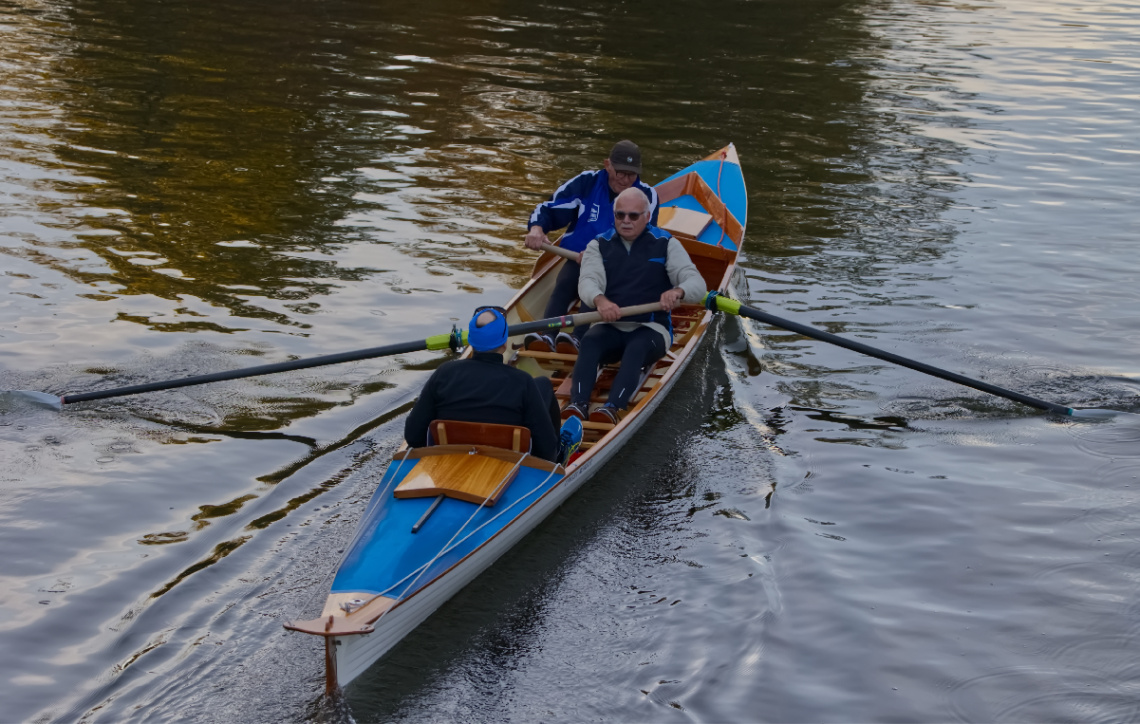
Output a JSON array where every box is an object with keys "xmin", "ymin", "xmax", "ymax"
[
  {"xmin": 589, "ymin": 403, "xmax": 620, "ymax": 425},
  {"xmin": 561, "ymin": 401, "xmax": 587, "ymax": 420},
  {"xmin": 555, "ymin": 332, "xmax": 580, "ymax": 355},
  {"xmin": 558, "ymin": 416, "xmax": 583, "ymax": 465},
  {"xmin": 524, "ymin": 333, "xmax": 554, "ymax": 353}
]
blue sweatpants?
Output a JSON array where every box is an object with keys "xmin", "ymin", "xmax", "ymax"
[{"xmin": 570, "ymin": 324, "xmax": 667, "ymax": 410}]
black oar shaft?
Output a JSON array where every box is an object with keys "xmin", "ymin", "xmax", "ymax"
[
  {"xmin": 59, "ymin": 303, "xmax": 663, "ymax": 406},
  {"xmin": 61, "ymin": 339, "xmax": 432, "ymax": 404},
  {"xmin": 728, "ymin": 301, "xmax": 1073, "ymax": 416}
]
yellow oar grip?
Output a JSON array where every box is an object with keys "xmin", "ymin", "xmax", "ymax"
[
  {"xmin": 425, "ymin": 331, "xmax": 466, "ymax": 350},
  {"xmin": 703, "ymin": 291, "xmax": 741, "ymax": 316}
]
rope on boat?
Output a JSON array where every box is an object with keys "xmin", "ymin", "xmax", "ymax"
[
  {"xmin": 297, "ymin": 446, "xmax": 418, "ymax": 617},
  {"xmin": 715, "ymin": 148, "xmax": 728, "ymax": 248},
  {"xmin": 371, "ymin": 462, "xmax": 563, "ymax": 607}
]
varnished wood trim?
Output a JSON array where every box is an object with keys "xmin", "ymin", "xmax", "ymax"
[
  {"xmin": 396, "ymin": 444, "xmax": 563, "ymax": 473},
  {"xmin": 517, "ymin": 350, "xmax": 579, "ymax": 362},
  {"xmin": 284, "ymin": 593, "xmax": 399, "ymax": 637}
]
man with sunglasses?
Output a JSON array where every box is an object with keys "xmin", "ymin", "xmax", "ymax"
[
  {"xmin": 404, "ymin": 307, "xmax": 582, "ymax": 464},
  {"xmin": 561, "ymin": 188, "xmax": 705, "ymax": 424},
  {"xmin": 523, "ymin": 140, "xmax": 659, "ymax": 354}
]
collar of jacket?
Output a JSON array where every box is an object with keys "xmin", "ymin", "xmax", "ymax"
[
  {"xmin": 471, "ymin": 350, "xmax": 506, "ymax": 363},
  {"xmin": 614, "ymin": 228, "xmax": 653, "ymax": 248}
]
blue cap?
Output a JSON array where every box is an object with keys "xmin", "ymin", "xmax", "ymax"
[{"xmin": 467, "ymin": 308, "xmax": 509, "ymax": 351}]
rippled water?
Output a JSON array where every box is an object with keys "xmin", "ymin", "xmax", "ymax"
[{"xmin": 2, "ymin": 0, "xmax": 1138, "ymax": 721}]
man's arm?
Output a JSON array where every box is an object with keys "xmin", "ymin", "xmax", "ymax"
[
  {"xmin": 403, "ymin": 374, "xmax": 439, "ymax": 447},
  {"xmin": 526, "ymin": 171, "xmax": 599, "ymax": 244},
  {"xmin": 523, "ymin": 381, "xmax": 560, "ymax": 462},
  {"xmin": 665, "ymin": 237, "xmax": 707, "ymax": 303}
]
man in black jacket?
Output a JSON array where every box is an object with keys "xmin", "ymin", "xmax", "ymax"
[{"xmin": 404, "ymin": 307, "xmax": 574, "ymax": 463}]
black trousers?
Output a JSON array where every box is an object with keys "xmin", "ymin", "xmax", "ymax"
[
  {"xmin": 534, "ymin": 376, "xmax": 560, "ymax": 431},
  {"xmin": 569, "ymin": 325, "xmax": 667, "ymax": 410},
  {"xmin": 536, "ymin": 376, "xmax": 579, "ymax": 463},
  {"xmin": 542, "ymin": 260, "xmax": 593, "ymax": 339}
]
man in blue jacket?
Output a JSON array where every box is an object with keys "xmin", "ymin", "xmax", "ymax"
[
  {"xmin": 523, "ymin": 140, "xmax": 659, "ymax": 353},
  {"xmin": 562, "ymin": 188, "xmax": 705, "ymax": 425}
]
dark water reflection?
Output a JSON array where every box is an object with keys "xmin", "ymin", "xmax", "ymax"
[{"xmin": 2, "ymin": 0, "xmax": 1140, "ymax": 721}]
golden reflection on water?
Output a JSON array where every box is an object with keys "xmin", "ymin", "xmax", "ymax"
[{"xmin": 2, "ymin": 1, "xmax": 583, "ymax": 363}]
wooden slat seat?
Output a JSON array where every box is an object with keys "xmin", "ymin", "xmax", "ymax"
[
  {"xmin": 515, "ymin": 350, "xmax": 577, "ymax": 374},
  {"xmin": 427, "ymin": 419, "xmax": 530, "ymax": 452}
]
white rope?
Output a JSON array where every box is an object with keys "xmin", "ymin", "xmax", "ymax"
[{"xmin": 372, "ymin": 460, "xmax": 562, "ymax": 607}]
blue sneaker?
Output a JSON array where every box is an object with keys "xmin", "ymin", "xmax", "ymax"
[{"xmin": 558, "ymin": 415, "xmax": 583, "ymax": 465}]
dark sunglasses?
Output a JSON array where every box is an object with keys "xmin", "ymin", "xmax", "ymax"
[{"xmin": 614, "ymin": 211, "xmax": 643, "ymax": 221}]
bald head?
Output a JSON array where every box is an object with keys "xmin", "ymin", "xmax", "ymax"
[
  {"xmin": 468, "ymin": 307, "xmax": 509, "ymax": 352},
  {"xmin": 614, "ymin": 187, "xmax": 650, "ymax": 213},
  {"xmin": 613, "ymin": 188, "xmax": 651, "ymax": 241},
  {"xmin": 475, "ymin": 309, "xmax": 498, "ymax": 327}
]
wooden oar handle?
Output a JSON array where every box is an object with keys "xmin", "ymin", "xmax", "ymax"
[
  {"xmin": 569, "ymin": 302, "xmax": 663, "ymax": 326},
  {"xmin": 539, "ymin": 242, "xmax": 580, "ymax": 261}
]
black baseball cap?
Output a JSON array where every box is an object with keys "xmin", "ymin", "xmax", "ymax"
[{"xmin": 609, "ymin": 140, "xmax": 641, "ymax": 174}]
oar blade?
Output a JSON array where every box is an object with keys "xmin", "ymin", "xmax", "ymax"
[
  {"xmin": 1068, "ymin": 408, "xmax": 1140, "ymax": 420},
  {"xmin": 1, "ymin": 391, "xmax": 63, "ymax": 411}
]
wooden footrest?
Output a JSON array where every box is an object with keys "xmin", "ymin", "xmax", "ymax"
[
  {"xmin": 517, "ymin": 350, "xmax": 578, "ymax": 362},
  {"xmin": 581, "ymin": 420, "xmax": 616, "ymax": 431}
]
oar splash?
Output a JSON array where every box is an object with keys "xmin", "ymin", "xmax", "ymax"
[
  {"xmin": 703, "ymin": 292, "xmax": 1135, "ymax": 420},
  {"xmin": 4, "ymin": 303, "xmax": 663, "ymax": 412}
]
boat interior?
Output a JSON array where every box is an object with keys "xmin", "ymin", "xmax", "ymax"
[{"xmin": 492, "ymin": 169, "xmax": 745, "ymax": 458}]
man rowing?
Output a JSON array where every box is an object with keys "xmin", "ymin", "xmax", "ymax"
[
  {"xmin": 523, "ymin": 140, "xmax": 659, "ymax": 354},
  {"xmin": 404, "ymin": 307, "xmax": 581, "ymax": 463},
  {"xmin": 562, "ymin": 188, "xmax": 705, "ymax": 424}
]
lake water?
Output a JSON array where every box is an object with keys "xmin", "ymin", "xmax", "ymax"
[{"xmin": 2, "ymin": 0, "xmax": 1138, "ymax": 722}]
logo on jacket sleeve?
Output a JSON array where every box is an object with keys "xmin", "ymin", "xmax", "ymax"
[{"xmin": 588, "ymin": 203, "xmax": 600, "ymax": 223}]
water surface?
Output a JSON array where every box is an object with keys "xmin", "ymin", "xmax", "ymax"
[{"xmin": 1, "ymin": 0, "xmax": 1138, "ymax": 722}]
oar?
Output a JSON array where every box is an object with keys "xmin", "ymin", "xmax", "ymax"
[
  {"xmin": 8, "ymin": 303, "xmax": 663, "ymax": 411},
  {"xmin": 704, "ymin": 292, "xmax": 1129, "ymax": 419},
  {"xmin": 540, "ymin": 242, "xmax": 580, "ymax": 261}
]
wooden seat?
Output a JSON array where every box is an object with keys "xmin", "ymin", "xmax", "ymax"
[
  {"xmin": 658, "ymin": 206, "xmax": 712, "ymax": 238},
  {"xmin": 655, "ymin": 172, "xmax": 745, "ymax": 248},
  {"xmin": 394, "ymin": 452, "xmax": 520, "ymax": 506},
  {"xmin": 516, "ymin": 350, "xmax": 578, "ymax": 363},
  {"xmin": 427, "ymin": 419, "xmax": 530, "ymax": 453}
]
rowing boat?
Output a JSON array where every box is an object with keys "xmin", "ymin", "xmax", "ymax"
[{"xmin": 284, "ymin": 144, "xmax": 748, "ymax": 692}]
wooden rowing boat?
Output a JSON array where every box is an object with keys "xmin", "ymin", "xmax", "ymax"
[{"xmin": 285, "ymin": 144, "xmax": 748, "ymax": 693}]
